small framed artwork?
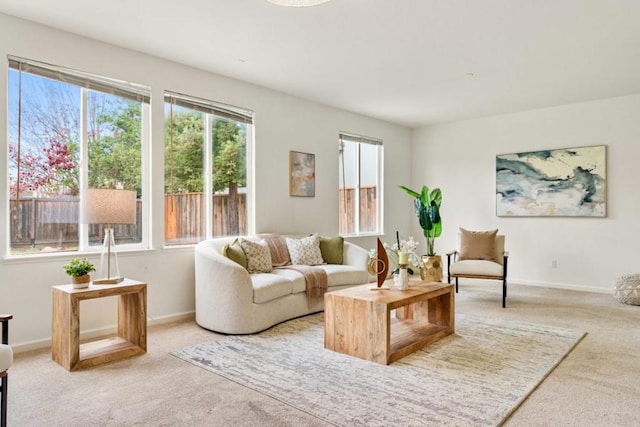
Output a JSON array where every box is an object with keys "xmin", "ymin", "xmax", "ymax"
[{"xmin": 289, "ymin": 151, "xmax": 315, "ymax": 197}]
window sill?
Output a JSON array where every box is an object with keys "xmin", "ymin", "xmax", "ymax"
[
  {"xmin": 340, "ymin": 232, "xmax": 382, "ymax": 239},
  {"xmin": 161, "ymin": 244, "xmax": 197, "ymax": 253},
  {"xmin": 2, "ymin": 247, "xmax": 156, "ymax": 265}
]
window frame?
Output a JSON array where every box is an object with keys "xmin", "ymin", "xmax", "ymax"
[
  {"xmin": 6, "ymin": 56, "xmax": 151, "ymax": 258},
  {"xmin": 163, "ymin": 91, "xmax": 254, "ymax": 247},
  {"xmin": 338, "ymin": 132, "xmax": 383, "ymax": 237}
]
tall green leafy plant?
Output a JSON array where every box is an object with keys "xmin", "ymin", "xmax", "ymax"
[{"xmin": 399, "ymin": 185, "xmax": 442, "ymax": 256}]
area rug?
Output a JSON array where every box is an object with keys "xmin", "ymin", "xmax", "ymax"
[{"xmin": 171, "ymin": 313, "xmax": 585, "ymax": 426}]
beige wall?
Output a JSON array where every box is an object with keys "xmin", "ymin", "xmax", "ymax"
[
  {"xmin": 412, "ymin": 94, "xmax": 640, "ymax": 293},
  {"xmin": 0, "ymin": 13, "xmax": 412, "ymax": 348}
]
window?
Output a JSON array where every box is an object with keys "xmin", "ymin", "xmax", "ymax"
[
  {"xmin": 7, "ymin": 56, "xmax": 150, "ymax": 256},
  {"xmin": 164, "ymin": 92, "xmax": 252, "ymax": 245},
  {"xmin": 338, "ymin": 132, "xmax": 382, "ymax": 235}
]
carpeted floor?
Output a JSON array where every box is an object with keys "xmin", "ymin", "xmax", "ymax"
[{"xmin": 7, "ymin": 282, "xmax": 640, "ymax": 426}]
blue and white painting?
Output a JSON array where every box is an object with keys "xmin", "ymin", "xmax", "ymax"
[{"xmin": 496, "ymin": 145, "xmax": 606, "ymax": 217}]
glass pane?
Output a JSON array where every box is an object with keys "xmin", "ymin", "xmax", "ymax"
[
  {"xmin": 164, "ymin": 103, "xmax": 205, "ymax": 245},
  {"xmin": 87, "ymin": 91, "xmax": 143, "ymax": 246},
  {"xmin": 339, "ymin": 140, "xmax": 357, "ymax": 234},
  {"xmin": 211, "ymin": 117, "xmax": 248, "ymax": 237},
  {"xmin": 359, "ymin": 142, "xmax": 378, "ymax": 233},
  {"xmin": 8, "ymin": 70, "xmax": 81, "ymax": 255}
]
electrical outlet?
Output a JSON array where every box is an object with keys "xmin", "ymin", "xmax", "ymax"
[{"xmin": 551, "ymin": 260, "xmax": 558, "ymax": 269}]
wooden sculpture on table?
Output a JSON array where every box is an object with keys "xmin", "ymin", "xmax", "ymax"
[{"xmin": 367, "ymin": 238, "xmax": 389, "ymax": 288}]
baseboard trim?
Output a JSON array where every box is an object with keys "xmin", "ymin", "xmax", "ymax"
[
  {"xmin": 512, "ymin": 278, "xmax": 611, "ymax": 295},
  {"xmin": 12, "ymin": 310, "xmax": 195, "ymax": 354},
  {"xmin": 452, "ymin": 276, "xmax": 612, "ymax": 295}
]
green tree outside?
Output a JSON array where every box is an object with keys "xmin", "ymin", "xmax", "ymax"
[
  {"xmin": 212, "ymin": 119, "xmax": 246, "ymax": 235},
  {"xmin": 88, "ymin": 95, "xmax": 143, "ymax": 195},
  {"xmin": 164, "ymin": 110, "xmax": 247, "ymax": 236}
]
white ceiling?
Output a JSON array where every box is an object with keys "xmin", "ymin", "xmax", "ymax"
[{"xmin": 1, "ymin": 0, "xmax": 639, "ymax": 128}]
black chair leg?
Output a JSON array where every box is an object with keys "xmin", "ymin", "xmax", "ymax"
[
  {"xmin": 1, "ymin": 375, "xmax": 7, "ymax": 427},
  {"xmin": 502, "ymin": 279, "xmax": 507, "ymax": 308},
  {"xmin": 455, "ymin": 277, "xmax": 459, "ymax": 293}
]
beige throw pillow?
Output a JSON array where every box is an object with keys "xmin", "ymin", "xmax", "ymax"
[
  {"xmin": 459, "ymin": 228, "xmax": 498, "ymax": 261},
  {"xmin": 240, "ymin": 239, "xmax": 273, "ymax": 273},
  {"xmin": 286, "ymin": 234, "xmax": 325, "ymax": 265}
]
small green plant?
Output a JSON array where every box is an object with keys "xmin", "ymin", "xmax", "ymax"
[{"xmin": 62, "ymin": 257, "xmax": 96, "ymax": 277}]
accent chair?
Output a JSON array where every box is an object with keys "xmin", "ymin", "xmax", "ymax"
[{"xmin": 446, "ymin": 228, "xmax": 509, "ymax": 307}]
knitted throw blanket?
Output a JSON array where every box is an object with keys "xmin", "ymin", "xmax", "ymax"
[
  {"xmin": 257, "ymin": 233, "xmax": 291, "ymax": 267},
  {"xmin": 258, "ymin": 233, "xmax": 328, "ymax": 298},
  {"xmin": 277, "ymin": 264, "xmax": 328, "ymax": 298}
]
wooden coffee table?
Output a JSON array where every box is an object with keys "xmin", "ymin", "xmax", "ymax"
[{"xmin": 324, "ymin": 280, "xmax": 454, "ymax": 365}]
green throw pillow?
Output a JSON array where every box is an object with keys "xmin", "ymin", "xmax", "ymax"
[
  {"xmin": 319, "ymin": 236, "xmax": 344, "ymax": 264},
  {"xmin": 223, "ymin": 238, "xmax": 248, "ymax": 269}
]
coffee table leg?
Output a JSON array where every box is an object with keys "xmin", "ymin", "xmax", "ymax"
[{"xmin": 364, "ymin": 301, "xmax": 389, "ymax": 364}]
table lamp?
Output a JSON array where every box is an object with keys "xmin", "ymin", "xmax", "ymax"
[{"xmin": 81, "ymin": 188, "xmax": 136, "ymax": 284}]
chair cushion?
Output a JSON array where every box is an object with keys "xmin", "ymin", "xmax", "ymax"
[
  {"xmin": 0, "ymin": 344, "xmax": 13, "ymax": 372},
  {"xmin": 450, "ymin": 259, "xmax": 504, "ymax": 277},
  {"xmin": 459, "ymin": 228, "xmax": 498, "ymax": 261}
]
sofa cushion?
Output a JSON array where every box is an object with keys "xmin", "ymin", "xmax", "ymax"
[
  {"xmin": 286, "ymin": 234, "xmax": 324, "ymax": 265},
  {"xmin": 318, "ymin": 264, "xmax": 369, "ymax": 287},
  {"xmin": 459, "ymin": 228, "xmax": 498, "ymax": 261},
  {"xmin": 251, "ymin": 273, "xmax": 293, "ymax": 303},
  {"xmin": 223, "ymin": 238, "xmax": 248, "ymax": 269},
  {"xmin": 272, "ymin": 269, "xmax": 308, "ymax": 294},
  {"xmin": 320, "ymin": 236, "xmax": 344, "ymax": 264},
  {"xmin": 240, "ymin": 239, "xmax": 273, "ymax": 273}
]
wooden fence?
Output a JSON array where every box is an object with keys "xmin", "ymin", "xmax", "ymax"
[
  {"xmin": 164, "ymin": 193, "xmax": 247, "ymax": 244},
  {"xmin": 10, "ymin": 187, "xmax": 370, "ymax": 250},
  {"xmin": 9, "ymin": 197, "xmax": 142, "ymax": 250},
  {"xmin": 339, "ymin": 186, "xmax": 377, "ymax": 234},
  {"xmin": 9, "ymin": 193, "xmax": 247, "ymax": 250}
]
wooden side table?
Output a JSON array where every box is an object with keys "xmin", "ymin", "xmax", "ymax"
[{"xmin": 52, "ymin": 278, "xmax": 147, "ymax": 371}]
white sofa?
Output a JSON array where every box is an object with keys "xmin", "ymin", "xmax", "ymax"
[{"xmin": 195, "ymin": 235, "xmax": 371, "ymax": 334}]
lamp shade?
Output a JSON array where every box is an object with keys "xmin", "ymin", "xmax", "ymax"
[{"xmin": 81, "ymin": 189, "xmax": 137, "ymax": 225}]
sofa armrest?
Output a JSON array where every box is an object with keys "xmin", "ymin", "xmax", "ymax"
[{"xmin": 194, "ymin": 239, "xmax": 256, "ymax": 333}]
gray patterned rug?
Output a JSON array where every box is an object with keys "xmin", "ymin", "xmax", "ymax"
[{"xmin": 172, "ymin": 313, "xmax": 585, "ymax": 426}]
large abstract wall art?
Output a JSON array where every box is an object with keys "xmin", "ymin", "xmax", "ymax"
[{"xmin": 496, "ymin": 145, "xmax": 606, "ymax": 217}]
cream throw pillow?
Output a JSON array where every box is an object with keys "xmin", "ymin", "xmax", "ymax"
[
  {"xmin": 459, "ymin": 228, "xmax": 498, "ymax": 261},
  {"xmin": 286, "ymin": 234, "xmax": 325, "ymax": 265},
  {"xmin": 240, "ymin": 239, "xmax": 273, "ymax": 273}
]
